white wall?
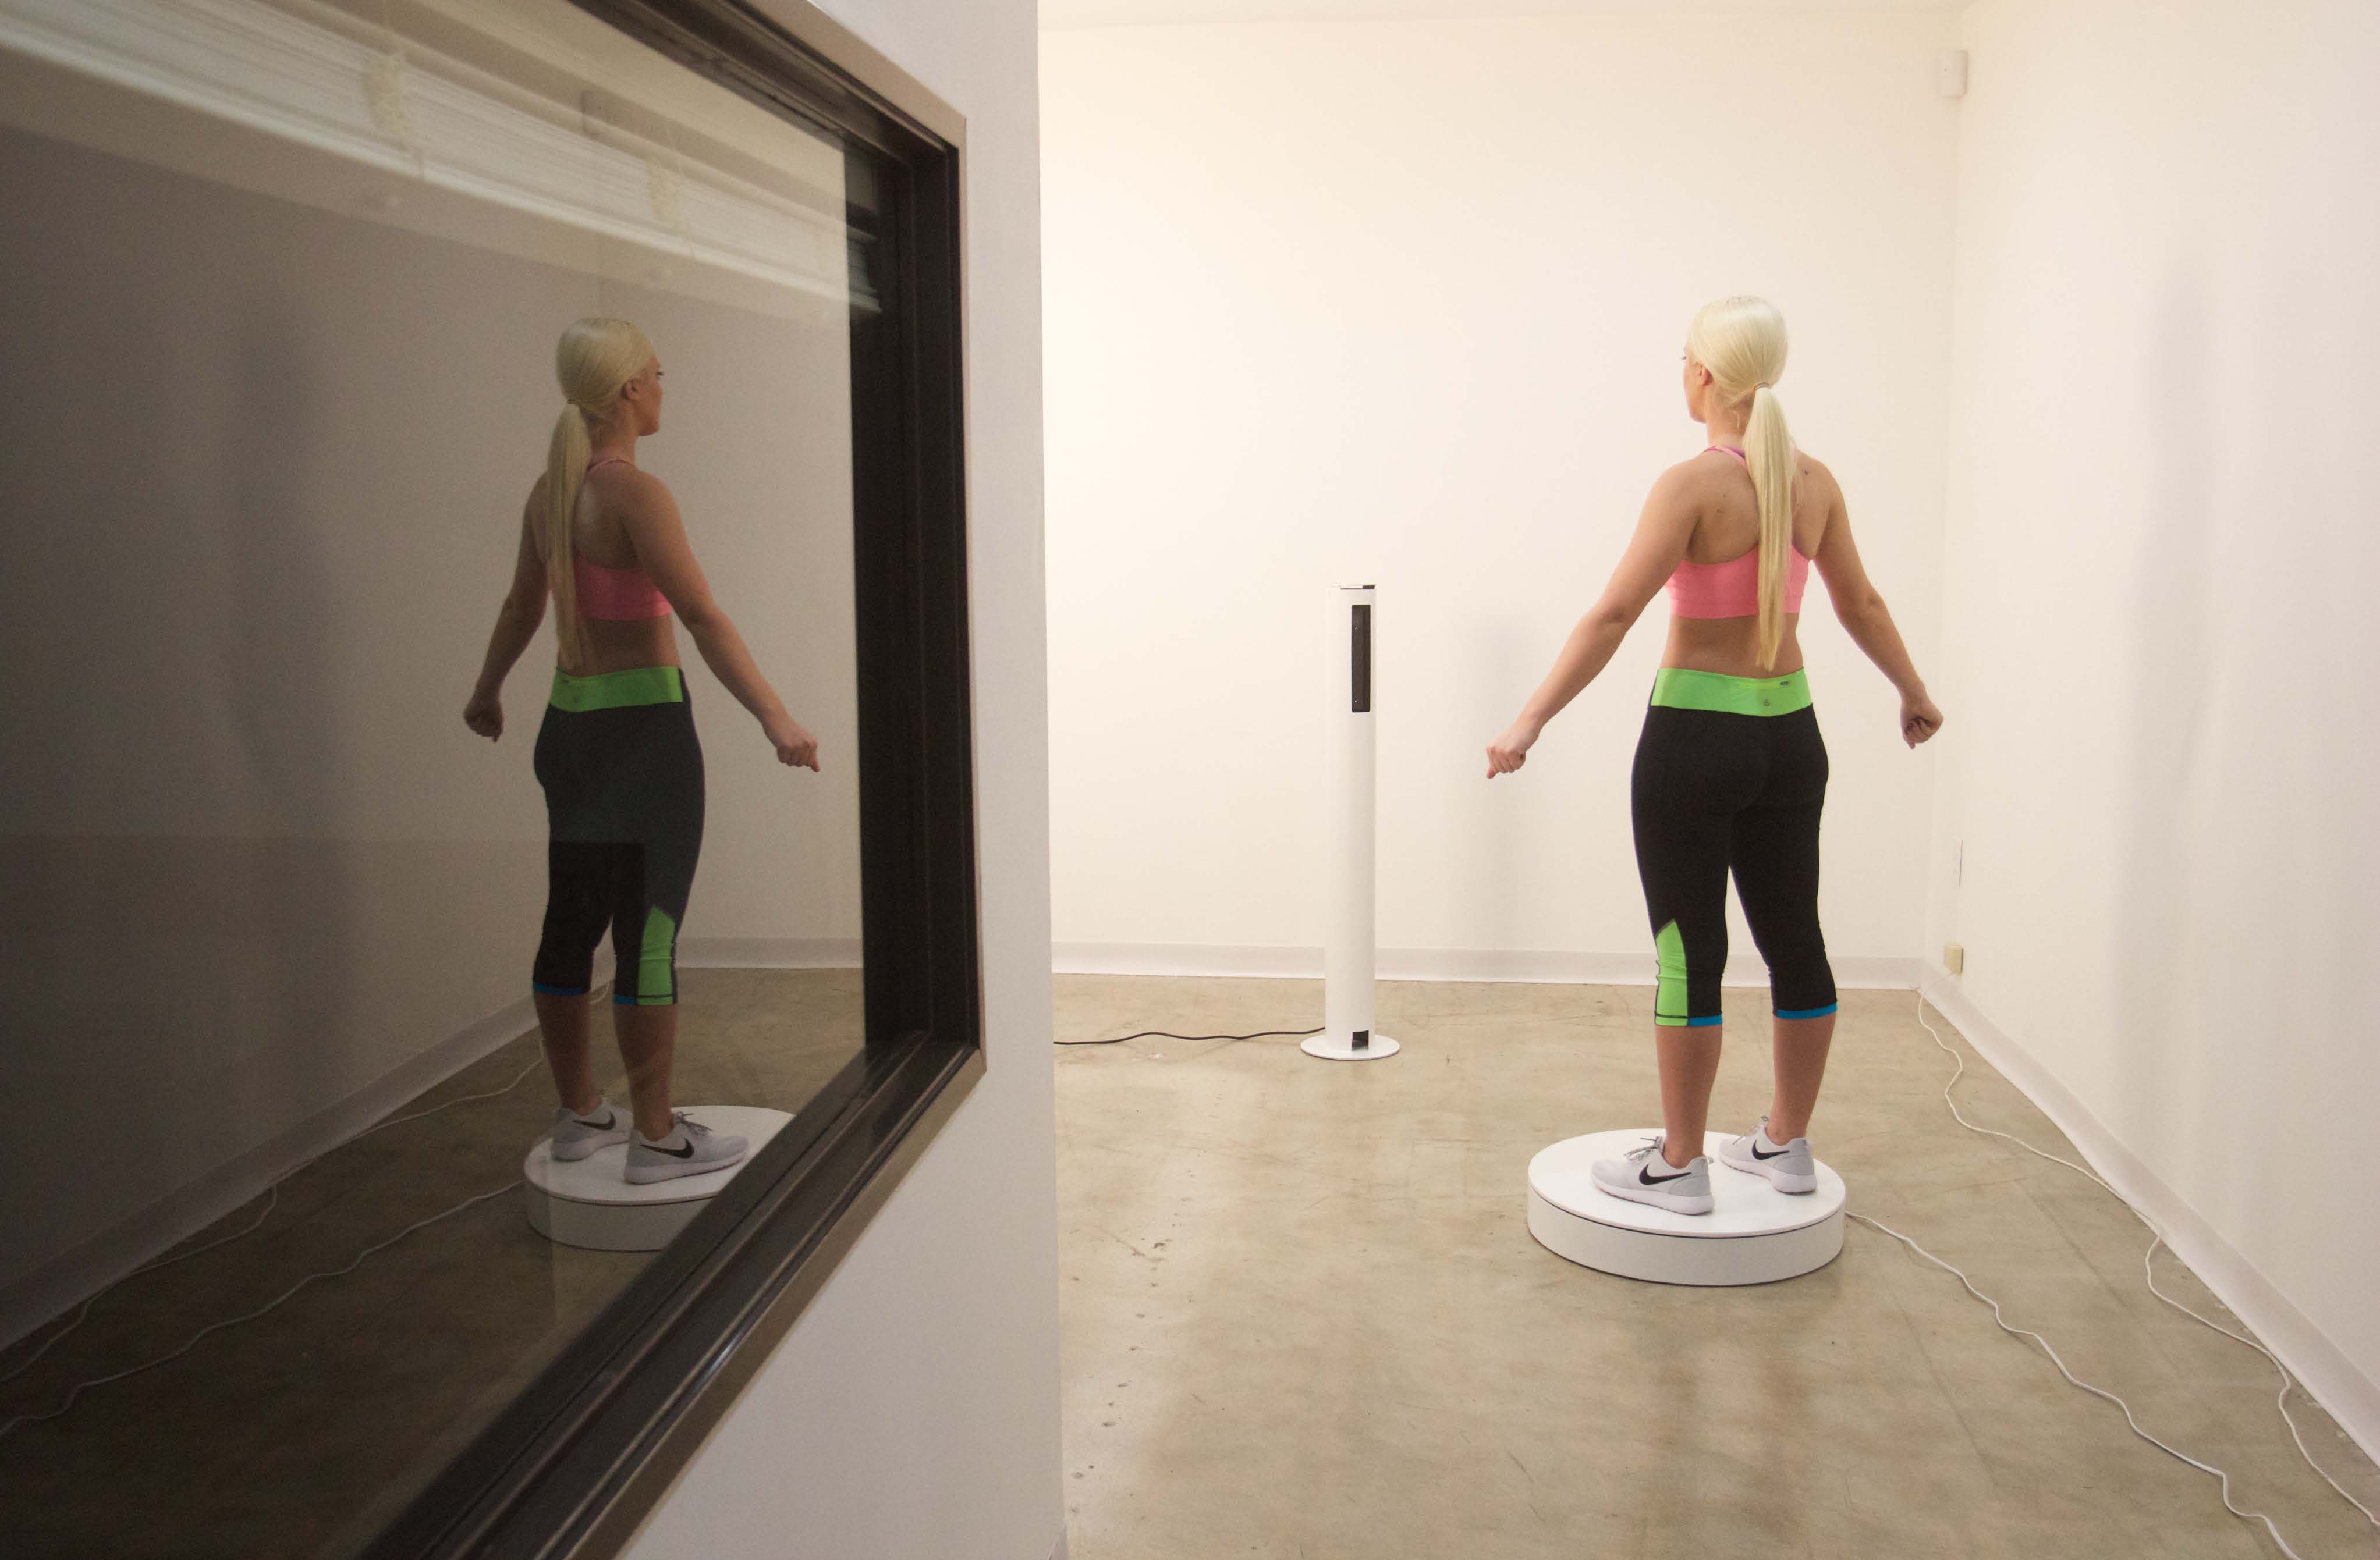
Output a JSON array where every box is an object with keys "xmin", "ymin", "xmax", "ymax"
[
  {"xmin": 619, "ymin": 0, "xmax": 1065, "ymax": 1556},
  {"xmin": 1927, "ymin": 0, "xmax": 2380, "ymax": 1458},
  {"xmin": 1042, "ymin": 13, "xmax": 1959, "ymax": 984}
]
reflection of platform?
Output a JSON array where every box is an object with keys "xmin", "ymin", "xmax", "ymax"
[
  {"xmin": 1527, "ymin": 1128, "xmax": 1845, "ymax": 1287},
  {"xmin": 524, "ymin": 1106, "xmax": 793, "ymax": 1252}
]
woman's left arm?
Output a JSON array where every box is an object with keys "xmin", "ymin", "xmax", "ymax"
[
  {"xmin": 1487, "ymin": 464, "xmax": 1698, "ymax": 777},
  {"xmin": 464, "ymin": 500, "xmax": 549, "ymax": 741}
]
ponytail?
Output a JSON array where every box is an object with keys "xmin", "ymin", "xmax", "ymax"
[
  {"xmin": 545, "ymin": 403, "xmax": 591, "ymax": 670},
  {"xmin": 542, "ymin": 317, "xmax": 657, "ymax": 672},
  {"xmin": 1744, "ymin": 383, "xmax": 1795, "ymax": 671},
  {"xmin": 1685, "ymin": 296, "xmax": 1795, "ymax": 670}
]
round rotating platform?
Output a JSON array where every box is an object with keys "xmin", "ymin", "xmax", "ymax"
[
  {"xmin": 524, "ymin": 1105, "xmax": 793, "ymax": 1252},
  {"xmin": 1301, "ymin": 1032, "xmax": 1400, "ymax": 1061},
  {"xmin": 1527, "ymin": 1128, "xmax": 1845, "ymax": 1286}
]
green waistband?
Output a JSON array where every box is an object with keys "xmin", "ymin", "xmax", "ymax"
[
  {"xmin": 1650, "ymin": 667, "xmax": 1811, "ymax": 716},
  {"xmin": 549, "ymin": 665, "xmax": 685, "ymax": 712}
]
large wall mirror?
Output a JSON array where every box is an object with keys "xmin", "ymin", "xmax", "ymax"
[{"xmin": 0, "ymin": 1, "xmax": 978, "ymax": 1554}]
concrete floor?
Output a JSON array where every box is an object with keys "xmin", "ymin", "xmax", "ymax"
[
  {"xmin": 0, "ymin": 967, "xmax": 862, "ymax": 1560},
  {"xmin": 1055, "ymin": 975, "xmax": 2380, "ymax": 1559}
]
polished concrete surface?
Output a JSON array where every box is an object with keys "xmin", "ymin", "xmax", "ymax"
[
  {"xmin": 1056, "ymin": 976, "xmax": 2380, "ymax": 1559},
  {"xmin": 0, "ymin": 968, "xmax": 860, "ymax": 1560}
]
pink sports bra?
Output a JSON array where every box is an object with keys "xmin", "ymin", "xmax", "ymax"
[
  {"xmin": 571, "ymin": 457, "xmax": 671, "ymax": 620},
  {"xmin": 1665, "ymin": 445, "xmax": 1811, "ymax": 619}
]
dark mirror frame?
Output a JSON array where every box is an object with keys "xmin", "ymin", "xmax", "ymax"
[{"xmin": 364, "ymin": 3, "xmax": 978, "ymax": 1555}]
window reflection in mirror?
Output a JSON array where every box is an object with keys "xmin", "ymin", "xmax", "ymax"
[{"xmin": 0, "ymin": 1, "xmax": 863, "ymax": 1550}]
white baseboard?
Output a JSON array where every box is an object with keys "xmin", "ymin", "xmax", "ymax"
[
  {"xmin": 0, "ymin": 985, "xmax": 559, "ymax": 1351},
  {"xmin": 678, "ymin": 937, "xmax": 861, "ymax": 970},
  {"xmin": 1052, "ymin": 941, "xmax": 1918, "ymax": 992},
  {"xmin": 1919, "ymin": 970, "xmax": 2380, "ymax": 1470}
]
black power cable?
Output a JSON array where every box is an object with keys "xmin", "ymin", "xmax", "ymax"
[{"xmin": 1055, "ymin": 1026, "xmax": 1321, "ymax": 1048}]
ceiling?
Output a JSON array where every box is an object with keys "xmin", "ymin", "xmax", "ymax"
[{"xmin": 1044, "ymin": 0, "xmax": 1968, "ymax": 27}]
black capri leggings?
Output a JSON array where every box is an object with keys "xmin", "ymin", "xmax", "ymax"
[
  {"xmin": 530, "ymin": 666, "xmax": 705, "ymax": 1007},
  {"xmin": 1630, "ymin": 667, "xmax": 1837, "ymax": 1029}
]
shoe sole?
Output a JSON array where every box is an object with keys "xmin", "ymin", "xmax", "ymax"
[
  {"xmin": 549, "ymin": 1131, "xmax": 630, "ymax": 1163},
  {"xmin": 624, "ymin": 1147, "xmax": 750, "ymax": 1184},
  {"xmin": 1591, "ymin": 1174, "xmax": 1714, "ymax": 1216},
  {"xmin": 1716, "ymin": 1145, "xmax": 1817, "ymax": 1194}
]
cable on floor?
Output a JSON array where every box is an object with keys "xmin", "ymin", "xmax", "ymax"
[
  {"xmin": 1056, "ymin": 1026, "xmax": 1321, "ymax": 1047},
  {"xmin": 1851, "ymin": 1213, "xmax": 2312, "ymax": 1558},
  {"xmin": 1871, "ymin": 994, "xmax": 2380, "ymax": 1555},
  {"xmin": 1914, "ymin": 996, "xmax": 2379, "ymax": 1530},
  {"xmin": 0, "ymin": 1054, "xmax": 548, "ymax": 1415},
  {"xmin": 0, "ymin": 1181, "xmax": 519, "ymax": 1440}
]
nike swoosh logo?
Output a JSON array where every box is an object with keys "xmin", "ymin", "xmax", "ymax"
[
  {"xmin": 1751, "ymin": 1143, "xmax": 1787, "ymax": 1161},
  {"xmin": 645, "ymin": 1139, "xmax": 695, "ymax": 1159},
  {"xmin": 1638, "ymin": 1164, "xmax": 1692, "ymax": 1185},
  {"xmin": 574, "ymin": 1113, "xmax": 616, "ymax": 1131}
]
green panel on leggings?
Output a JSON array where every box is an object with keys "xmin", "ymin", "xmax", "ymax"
[
  {"xmin": 1654, "ymin": 920, "xmax": 1691, "ymax": 1026},
  {"xmin": 633, "ymin": 905, "xmax": 678, "ymax": 1004},
  {"xmin": 1650, "ymin": 666, "xmax": 1811, "ymax": 717},
  {"xmin": 548, "ymin": 665, "xmax": 686, "ymax": 712}
]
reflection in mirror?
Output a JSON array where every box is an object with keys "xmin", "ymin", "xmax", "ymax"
[{"xmin": 0, "ymin": 0, "xmax": 863, "ymax": 1550}]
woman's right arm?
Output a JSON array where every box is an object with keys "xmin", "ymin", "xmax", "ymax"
[
  {"xmin": 618, "ymin": 473, "xmax": 821, "ymax": 772},
  {"xmin": 463, "ymin": 491, "xmax": 550, "ymax": 741},
  {"xmin": 1486, "ymin": 462, "xmax": 1701, "ymax": 777},
  {"xmin": 1807, "ymin": 464, "xmax": 1942, "ymax": 748}
]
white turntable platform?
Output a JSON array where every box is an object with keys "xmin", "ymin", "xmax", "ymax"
[
  {"xmin": 1527, "ymin": 1128, "xmax": 1845, "ymax": 1287},
  {"xmin": 523, "ymin": 1104, "xmax": 793, "ymax": 1252}
]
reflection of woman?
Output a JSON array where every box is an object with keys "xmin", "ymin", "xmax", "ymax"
[
  {"xmin": 1487, "ymin": 297, "xmax": 1942, "ymax": 1214},
  {"xmin": 465, "ymin": 317, "xmax": 820, "ymax": 1184}
]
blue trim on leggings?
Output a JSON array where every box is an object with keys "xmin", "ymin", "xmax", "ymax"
[
  {"xmin": 533, "ymin": 981, "xmax": 587, "ymax": 996},
  {"xmin": 1683, "ymin": 1014, "xmax": 1723, "ymax": 1028},
  {"xmin": 1775, "ymin": 1003, "xmax": 1838, "ymax": 1020}
]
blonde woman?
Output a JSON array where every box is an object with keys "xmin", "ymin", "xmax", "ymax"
[
  {"xmin": 1486, "ymin": 296, "xmax": 1942, "ymax": 1214},
  {"xmin": 464, "ymin": 317, "xmax": 820, "ymax": 1184}
]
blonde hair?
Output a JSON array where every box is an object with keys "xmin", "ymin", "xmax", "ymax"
[
  {"xmin": 544, "ymin": 317, "xmax": 655, "ymax": 668},
  {"xmin": 1686, "ymin": 296, "xmax": 1794, "ymax": 670}
]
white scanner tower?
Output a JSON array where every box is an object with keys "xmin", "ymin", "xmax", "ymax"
[{"xmin": 1304, "ymin": 585, "xmax": 1399, "ymax": 1062}]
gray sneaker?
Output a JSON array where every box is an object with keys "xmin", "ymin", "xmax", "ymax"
[
  {"xmin": 548, "ymin": 1098, "xmax": 632, "ymax": 1162},
  {"xmin": 1718, "ymin": 1117, "xmax": 1817, "ymax": 1193},
  {"xmin": 624, "ymin": 1112, "xmax": 750, "ymax": 1185},
  {"xmin": 1590, "ymin": 1136, "xmax": 1714, "ymax": 1215}
]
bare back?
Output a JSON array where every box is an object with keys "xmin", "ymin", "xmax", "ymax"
[
  {"xmin": 524, "ymin": 464, "xmax": 683, "ymax": 676},
  {"xmin": 1661, "ymin": 447, "xmax": 1838, "ymax": 679}
]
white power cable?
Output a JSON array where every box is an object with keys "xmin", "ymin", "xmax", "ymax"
[
  {"xmin": 1853, "ymin": 1213, "xmax": 2309, "ymax": 1558},
  {"xmin": 0, "ymin": 1181, "xmax": 518, "ymax": 1440},
  {"xmin": 0, "ymin": 1055, "xmax": 547, "ymax": 1427},
  {"xmin": 1865, "ymin": 994, "xmax": 2380, "ymax": 1557},
  {"xmin": 1913, "ymin": 996, "xmax": 2378, "ymax": 1529},
  {"xmin": 0, "ymin": 1190, "xmax": 282, "ymax": 1391}
]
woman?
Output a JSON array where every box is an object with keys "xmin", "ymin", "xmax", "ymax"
[
  {"xmin": 464, "ymin": 317, "xmax": 820, "ymax": 1185},
  {"xmin": 1486, "ymin": 296, "xmax": 1941, "ymax": 1214}
]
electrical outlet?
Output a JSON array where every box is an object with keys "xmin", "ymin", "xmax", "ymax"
[{"xmin": 1944, "ymin": 943, "xmax": 1966, "ymax": 976}]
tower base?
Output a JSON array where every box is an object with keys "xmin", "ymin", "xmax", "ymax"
[{"xmin": 1300, "ymin": 1031, "xmax": 1400, "ymax": 1061}]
